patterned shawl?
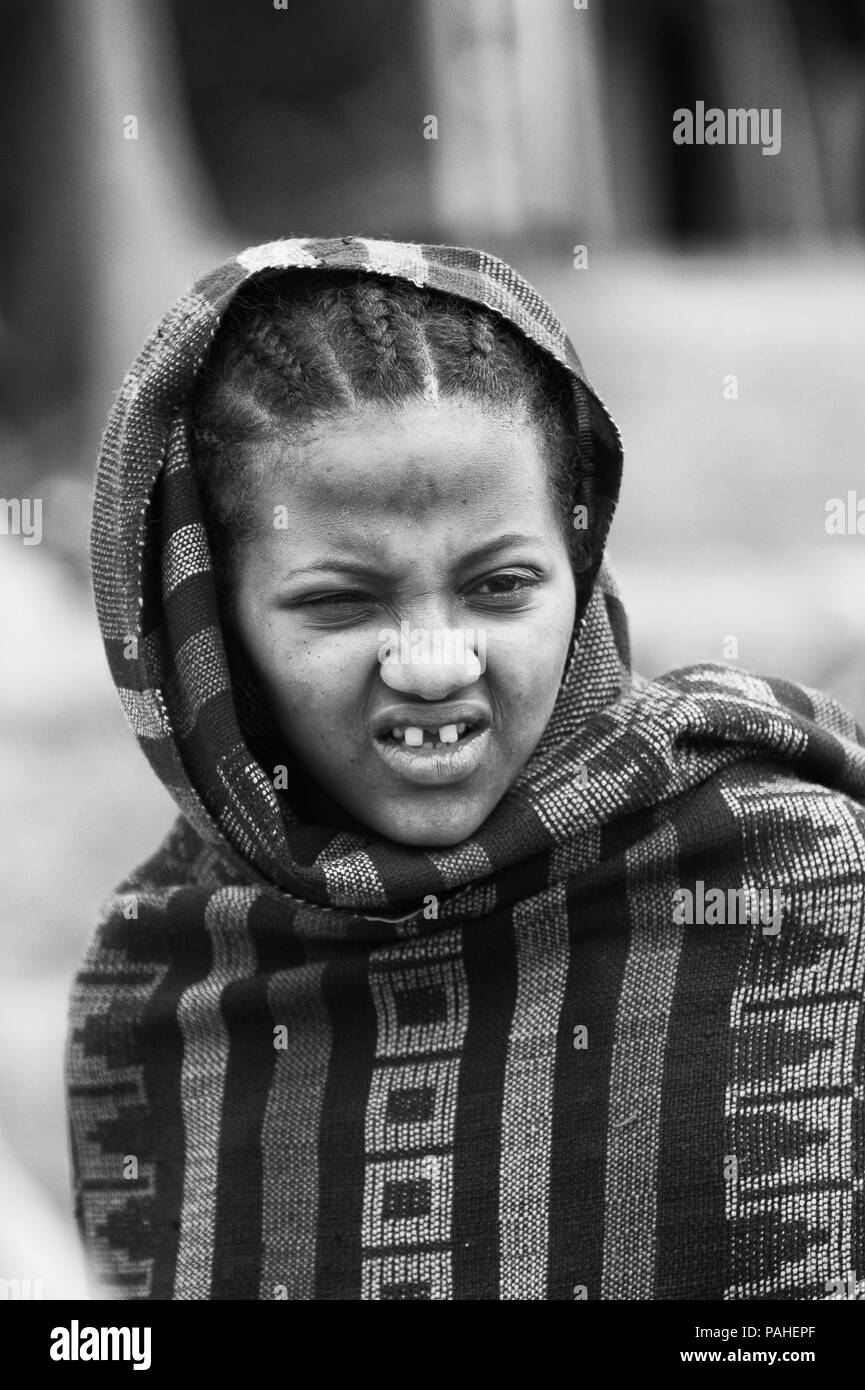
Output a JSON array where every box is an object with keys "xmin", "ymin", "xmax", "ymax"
[{"xmin": 68, "ymin": 237, "xmax": 865, "ymax": 1301}]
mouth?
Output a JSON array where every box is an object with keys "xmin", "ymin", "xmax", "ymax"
[{"xmin": 371, "ymin": 713, "xmax": 492, "ymax": 786}]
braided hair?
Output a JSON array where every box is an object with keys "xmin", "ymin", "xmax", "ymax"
[{"xmin": 189, "ymin": 270, "xmax": 597, "ymax": 599}]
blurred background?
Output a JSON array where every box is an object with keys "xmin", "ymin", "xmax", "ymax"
[{"xmin": 1, "ymin": 0, "xmax": 864, "ymax": 1297}]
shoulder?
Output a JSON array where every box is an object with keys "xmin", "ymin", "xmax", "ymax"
[{"xmin": 621, "ymin": 660, "xmax": 865, "ymax": 795}]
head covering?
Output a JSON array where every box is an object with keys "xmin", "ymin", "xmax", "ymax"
[
  {"xmin": 90, "ymin": 234, "xmax": 627, "ymax": 907},
  {"xmin": 69, "ymin": 237, "xmax": 865, "ymax": 1301}
]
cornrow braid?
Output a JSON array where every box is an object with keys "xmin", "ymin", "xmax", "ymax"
[
  {"xmin": 242, "ymin": 322, "xmax": 303, "ymax": 391},
  {"xmin": 189, "ymin": 270, "xmax": 598, "ymax": 602},
  {"xmin": 338, "ymin": 279, "xmax": 435, "ymax": 401},
  {"xmin": 467, "ymin": 316, "xmax": 495, "ymax": 360},
  {"xmin": 348, "ymin": 282, "xmax": 397, "ymax": 370}
]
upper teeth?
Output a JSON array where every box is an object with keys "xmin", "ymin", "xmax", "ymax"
[{"xmin": 394, "ymin": 723, "xmax": 464, "ymax": 746}]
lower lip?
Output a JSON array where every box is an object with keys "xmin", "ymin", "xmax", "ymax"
[{"xmin": 371, "ymin": 727, "xmax": 491, "ymax": 786}]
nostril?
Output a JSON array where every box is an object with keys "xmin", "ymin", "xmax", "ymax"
[{"xmin": 462, "ymin": 649, "xmax": 482, "ymax": 682}]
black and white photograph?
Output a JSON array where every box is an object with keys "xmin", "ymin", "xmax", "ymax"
[{"xmin": 1, "ymin": 0, "xmax": 865, "ymax": 1349}]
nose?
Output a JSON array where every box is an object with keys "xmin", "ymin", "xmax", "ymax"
[{"xmin": 378, "ymin": 624, "xmax": 484, "ymax": 699}]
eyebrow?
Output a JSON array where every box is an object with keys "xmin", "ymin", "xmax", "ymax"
[
  {"xmin": 287, "ymin": 559, "xmax": 387, "ymax": 580},
  {"xmin": 462, "ymin": 533, "xmax": 545, "ymax": 564},
  {"xmin": 284, "ymin": 533, "xmax": 545, "ymax": 581}
]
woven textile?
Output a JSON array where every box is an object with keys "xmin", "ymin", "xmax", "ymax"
[{"xmin": 69, "ymin": 237, "xmax": 865, "ymax": 1300}]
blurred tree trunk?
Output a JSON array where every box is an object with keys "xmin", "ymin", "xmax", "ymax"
[
  {"xmin": 64, "ymin": 0, "xmax": 228, "ymax": 447},
  {"xmin": 705, "ymin": 0, "xmax": 827, "ymax": 239},
  {"xmin": 421, "ymin": 0, "xmax": 615, "ymax": 245},
  {"xmin": 0, "ymin": 0, "xmax": 226, "ymax": 523},
  {"xmin": 0, "ymin": 1, "xmax": 92, "ymax": 479}
]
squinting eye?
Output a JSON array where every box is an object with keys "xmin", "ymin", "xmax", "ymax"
[
  {"xmin": 297, "ymin": 592, "xmax": 374, "ymax": 617},
  {"xmin": 304, "ymin": 593, "xmax": 367, "ymax": 606},
  {"xmin": 293, "ymin": 586, "xmax": 378, "ymax": 619}
]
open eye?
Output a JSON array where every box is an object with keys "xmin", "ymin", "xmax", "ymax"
[{"xmin": 469, "ymin": 570, "xmax": 541, "ymax": 604}]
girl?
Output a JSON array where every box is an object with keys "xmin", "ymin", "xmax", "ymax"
[{"xmin": 68, "ymin": 236, "xmax": 865, "ymax": 1300}]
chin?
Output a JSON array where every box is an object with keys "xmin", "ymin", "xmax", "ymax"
[{"xmin": 365, "ymin": 798, "xmax": 491, "ymax": 848}]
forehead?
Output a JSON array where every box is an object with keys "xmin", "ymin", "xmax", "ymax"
[{"xmin": 257, "ymin": 397, "xmax": 554, "ymax": 526}]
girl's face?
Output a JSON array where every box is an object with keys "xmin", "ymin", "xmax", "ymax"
[{"xmin": 231, "ymin": 396, "xmax": 577, "ymax": 847}]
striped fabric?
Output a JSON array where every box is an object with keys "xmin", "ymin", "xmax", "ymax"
[{"xmin": 68, "ymin": 237, "xmax": 865, "ymax": 1300}]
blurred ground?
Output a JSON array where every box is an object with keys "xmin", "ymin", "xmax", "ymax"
[{"xmin": 1, "ymin": 247, "xmax": 863, "ymax": 1296}]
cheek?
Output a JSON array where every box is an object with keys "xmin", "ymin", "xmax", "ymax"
[
  {"xmin": 244, "ymin": 618, "xmax": 372, "ymax": 720},
  {"xmin": 483, "ymin": 594, "xmax": 575, "ymax": 734},
  {"xmin": 492, "ymin": 583, "xmax": 575, "ymax": 677}
]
